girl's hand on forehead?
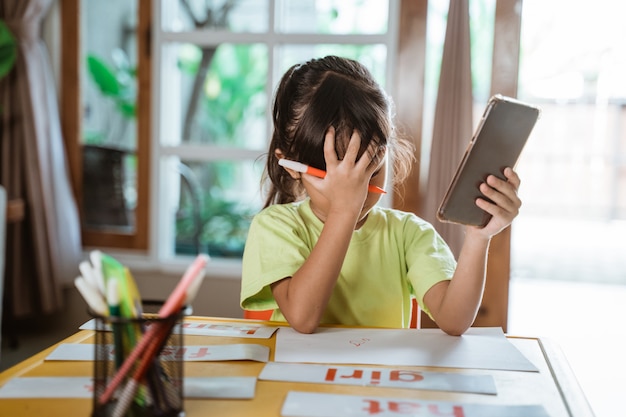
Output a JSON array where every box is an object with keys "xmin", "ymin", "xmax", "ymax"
[
  {"xmin": 326, "ymin": 127, "xmax": 379, "ymax": 173},
  {"xmin": 304, "ymin": 127, "xmax": 381, "ymax": 213}
]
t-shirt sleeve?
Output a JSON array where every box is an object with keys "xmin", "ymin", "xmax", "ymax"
[
  {"xmin": 403, "ymin": 216, "xmax": 457, "ymax": 320},
  {"xmin": 240, "ymin": 206, "xmax": 313, "ymax": 311}
]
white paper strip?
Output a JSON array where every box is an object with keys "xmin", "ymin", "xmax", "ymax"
[
  {"xmin": 79, "ymin": 319, "xmax": 279, "ymax": 339},
  {"xmin": 274, "ymin": 327, "xmax": 537, "ymax": 372},
  {"xmin": 281, "ymin": 391, "xmax": 550, "ymax": 417},
  {"xmin": 0, "ymin": 377, "xmax": 257, "ymax": 400},
  {"xmin": 259, "ymin": 362, "xmax": 496, "ymax": 395},
  {"xmin": 185, "ymin": 376, "xmax": 256, "ymax": 399},
  {"xmin": 46, "ymin": 343, "xmax": 269, "ymax": 362},
  {"xmin": 0, "ymin": 377, "xmax": 93, "ymax": 398}
]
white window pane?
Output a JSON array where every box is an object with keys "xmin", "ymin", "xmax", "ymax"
[
  {"xmin": 276, "ymin": 44, "xmax": 388, "ymax": 89},
  {"xmin": 161, "ymin": 0, "xmax": 269, "ymax": 33},
  {"xmin": 82, "ymin": 146, "xmax": 136, "ymax": 230},
  {"xmin": 519, "ymin": 0, "xmax": 626, "ymax": 102},
  {"xmin": 276, "ymin": 0, "xmax": 389, "ymax": 34},
  {"xmin": 165, "ymin": 158, "xmax": 265, "ymax": 258},
  {"xmin": 512, "ymin": 0, "xmax": 626, "ymax": 291},
  {"xmin": 81, "ymin": 0, "xmax": 138, "ymax": 230},
  {"xmin": 517, "ymin": 0, "xmax": 626, "ymax": 219},
  {"xmin": 160, "ymin": 43, "xmax": 268, "ymax": 148}
]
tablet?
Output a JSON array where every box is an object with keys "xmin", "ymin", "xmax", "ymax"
[{"xmin": 437, "ymin": 94, "xmax": 541, "ymax": 227}]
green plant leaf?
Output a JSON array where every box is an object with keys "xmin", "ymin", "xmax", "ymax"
[
  {"xmin": 87, "ymin": 54, "xmax": 120, "ymax": 97},
  {"xmin": 83, "ymin": 130, "xmax": 106, "ymax": 145},
  {"xmin": 116, "ymin": 101, "xmax": 136, "ymax": 118},
  {"xmin": 0, "ymin": 20, "xmax": 17, "ymax": 80},
  {"xmin": 177, "ymin": 44, "xmax": 202, "ymax": 74}
]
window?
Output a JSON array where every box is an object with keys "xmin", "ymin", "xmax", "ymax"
[
  {"xmin": 512, "ymin": 0, "xmax": 626, "ymax": 285},
  {"xmin": 153, "ymin": 0, "xmax": 399, "ymax": 271},
  {"xmin": 81, "ymin": 0, "xmax": 139, "ymax": 232},
  {"xmin": 60, "ymin": 0, "xmax": 151, "ymax": 251},
  {"xmin": 66, "ymin": 0, "xmax": 401, "ymax": 273}
]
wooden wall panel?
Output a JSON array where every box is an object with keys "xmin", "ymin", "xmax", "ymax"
[{"xmin": 393, "ymin": 0, "xmax": 428, "ymax": 215}]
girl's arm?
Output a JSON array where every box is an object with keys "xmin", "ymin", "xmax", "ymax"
[
  {"xmin": 271, "ymin": 129, "xmax": 381, "ymax": 333},
  {"xmin": 423, "ymin": 168, "xmax": 522, "ymax": 335},
  {"xmin": 271, "ymin": 207, "xmax": 358, "ymax": 333}
]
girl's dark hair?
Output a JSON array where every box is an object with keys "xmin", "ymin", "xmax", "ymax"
[{"xmin": 263, "ymin": 55, "xmax": 414, "ymax": 208}]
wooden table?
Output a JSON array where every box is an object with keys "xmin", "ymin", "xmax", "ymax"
[{"xmin": 0, "ymin": 316, "xmax": 595, "ymax": 417}]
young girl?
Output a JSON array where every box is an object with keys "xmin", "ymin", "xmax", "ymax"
[{"xmin": 240, "ymin": 55, "xmax": 521, "ymax": 335}]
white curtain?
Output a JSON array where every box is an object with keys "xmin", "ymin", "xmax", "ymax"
[{"xmin": 0, "ymin": 0, "xmax": 81, "ymax": 317}]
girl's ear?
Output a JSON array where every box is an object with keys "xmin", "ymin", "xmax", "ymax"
[{"xmin": 274, "ymin": 149, "xmax": 301, "ymax": 180}]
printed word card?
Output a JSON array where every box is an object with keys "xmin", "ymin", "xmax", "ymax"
[
  {"xmin": 46, "ymin": 343, "xmax": 269, "ymax": 362},
  {"xmin": 0, "ymin": 377, "xmax": 257, "ymax": 399},
  {"xmin": 79, "ymin": 319, "xmax": 279, "ymax": 339},
  {"xmin": 281, "ymin": 391, "xmax": 550, "ymax": 417},
  {"xmin": 181, "ymin": 320, "xmax": 278, "ymax": 338},
  {"xmin": 259, "ymin": 362, "xmax": 496, "ymax": 395},
  {"xmin": 275, "ymin": 327, "xmax": 537, "ymax": 372}
]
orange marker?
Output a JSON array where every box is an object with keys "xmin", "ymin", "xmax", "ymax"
[{"xmin": 278, "ymin": 159, "xmax": 386, "ymax": 194}]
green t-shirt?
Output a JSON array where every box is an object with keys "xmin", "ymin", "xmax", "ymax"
[{"xmin": 240, "ymin": 199, "xmax": 456, "ymax": 328}]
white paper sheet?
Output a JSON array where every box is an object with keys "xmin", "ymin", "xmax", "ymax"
[
  {"xmin": 274, "ymin": 327, "xmax": 537, "ymax": 372},
  {"xmin": 0, "ymin": 377, "xmax": 257, "ymax": 399},
  {"xmin": 281, "ymin": 391, "xmax": 550, "ymax": 417},
  {"xmin": 259, "ymin": 362, "xmax": 497, "ymax": 394},
  {"xmin": 46, "ymin": 343, "xmax": 269, "ymax": 362},
  {"xmin": 79, "ymin": 319, "xmax": 279, "ymax": 339}
]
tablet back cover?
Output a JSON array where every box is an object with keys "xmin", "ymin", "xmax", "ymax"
[{"xmin": 437, "ymin": 95, "xmax": 540, "ymax": 227}]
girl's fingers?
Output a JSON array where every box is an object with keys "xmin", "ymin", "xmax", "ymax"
[
  {"xmin": 479, "ymin": 182, "xmax": 519, "ymax": 215},
  {"xmin": 324, "ymin": 126, "xmax": 338, "ymax": 167},
  {"xmin": 488, "ymin": 169, "xmax": 521, "ymax": 211},
  {"xmin": 348, "ymin": 131, "xmax": 386, "ymax": 175},
  {"xmin": 367, "ymin": 145, "xmax": 387, "ymax": 173},
  {"xmin": 344, "ymin": 130, "xmax": 362, "ymax": 164},
  {"xmin": 476, "ymin": 168, "xmax": 522, "ymax": 229},
  {"xmin": 470, "ymin": 168, "xmax": 523, "ymax": 235},
  {"xmin": 503, "ymin": 167, "xmax": 521, "ymax": 190},
  {"xmin": 324, "ymin": 127, "xmax": 384, "ymax": 177}
]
